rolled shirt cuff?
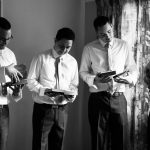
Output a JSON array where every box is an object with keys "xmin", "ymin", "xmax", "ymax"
[{"xmin": 39, "ymin": 87, "xmax": 47, "ymax": 96}]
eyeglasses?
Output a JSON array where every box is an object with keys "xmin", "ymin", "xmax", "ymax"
[{"xmin": 0, "ymin": 35, "xmax": 13, "ymax": 42}]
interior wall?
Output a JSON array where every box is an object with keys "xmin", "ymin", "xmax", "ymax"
[
  {"xmin": 81, "ymin": 1, "xmax": 97, "ymax": 150},
  {"xmin": 3, "ymin": 0, "xmax": 84, "ymax": 150}
]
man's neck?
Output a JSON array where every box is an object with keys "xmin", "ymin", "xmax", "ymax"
[
  {"xmin": 98, "ymin": 39, "xmax": 113, "ymax": 48},
  {"xmin": 0, "ymin": 47, "xmax": 5, "ymax": 51}
]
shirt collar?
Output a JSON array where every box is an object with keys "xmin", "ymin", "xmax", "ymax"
[
  {"xmin": 0, "ymin": 47, "xmax": 6, "ymax": 55},
  {"xmin": 52, "ymin": 48, "xmax": 59, "ymax": 59},
  {"xmin": 98, "ymin": 38, "xmax": 113, "ymax": 48},
  {"xmin": 52, "ymin": 48, "xmax": 66, "ymax": 61}
]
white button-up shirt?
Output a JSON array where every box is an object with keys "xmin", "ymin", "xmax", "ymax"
[
  {"xmin": 0, "ymin": 47, "xmax": 22, "ymax": 104},
  {"xmin": 79, "ymin": 38, "xmax": 138, "ymax": 93},
  {"xmin": 27, "ymin": 49, "xmax": 79, "ymax": 105}
]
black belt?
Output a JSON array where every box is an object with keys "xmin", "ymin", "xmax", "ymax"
[
  {"xmin": 35, "ymin": 103, "xmax": 67, "ymax": 109},
  {"xmin": 112, "ymin": 92, "xmax": 123, "ymax": 97},
  {"xmin": 0, "ymin": 105, "xmax": 8, "ymax": 109},
  {"xmin": 94, "ymin": 91, "xmax": 124, "ymax": 97},
  {"xmin": 49, "ymin": 104, "xmax": 67, "ymax": 109}
]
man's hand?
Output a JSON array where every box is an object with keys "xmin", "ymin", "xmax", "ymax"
[
  {"xmin": 64, "ymin": 94, "xmax": 75, "ymax": 102},
  {"xmin": 145, "ymin": 31, "xmax": 150, "ymax": 47},
  {"xmin": 114, "ymin": 76, "xmax": 130, "ymax": 84},
  {"xmin": 5, "ymin": 63, "xmax": 23, "ymax": 82},
  {"xmin": 9, "ymin": 85, "xmax": 23, "ymax": 97}
]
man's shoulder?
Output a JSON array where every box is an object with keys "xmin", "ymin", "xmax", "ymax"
[
  {"xmin": 4, "ymin": 47, "xmax": 15, "ymax": 55},
  {"xmin": 5, "ymin": 47, "xmax": 13, "ymax": 52},
  {"xmin": 85, "ymin": 40, "xmax": 98, "ymax": 47},
  {"xmin": 35, "ymin": 49, "xmax": 52, "ymax": 58},
  {"xmin": 65, "ymin": 54, "xmax": 77, "ymax": 64},
  {"xmin": 31, "ymin": 49, "xmax": 52, "ymax": 63},
  {"xmin": 84, "ymin": 40, "xmax": 99, "ymax": 51},
  {"xmin": 113, "ymin": 38, "xmax": 130, "ymax": 53},
  {"xmin": 114, "ymin": 38, "xmax": 128, "ymax": 45}
]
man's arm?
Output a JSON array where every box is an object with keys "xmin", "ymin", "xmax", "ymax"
[
  {"xmin": 79, "ymin": 46, "xmax": 110, "ymax": 89},
  {"xmin": 5, "ymin": 54, "xmax": 23, "ymax": 102},
  {"xmin": 79, "ymin": 46, "xmax": 96, "ymax": 87},
  {"xmin": 66, "ymin": 61, "xmax": 79, "ymax": 102},
  {"xmin": 122, "ymin": 44, "xmax": 138, "ymax": 85},
  {"xmin": 0, "ymin": 53, "xmax": 23, "ymax": 83},
  {"xmin": 27, "ymin": 55, "xmax": 45, "ymax": 93}
]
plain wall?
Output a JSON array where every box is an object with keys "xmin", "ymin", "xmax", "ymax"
[
  {"xmin": 3, "ymin": 0, "xmax": 85, "ymax": 150},
  {"xmin": 81, "ymin": 1, "xmax": 97, "ymax": 150}
]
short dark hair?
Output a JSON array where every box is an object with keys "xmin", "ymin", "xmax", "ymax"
[
  {"xmin": 93, "ymin": 16, "xmax": 111, "ymax": 31},
  {"xmin": 0, "ymin": 17, "xmax": 11, "ymax": 30},
  {"xmin": 55, "ymin": 27, "xmax": 75, "ymax": 42}
]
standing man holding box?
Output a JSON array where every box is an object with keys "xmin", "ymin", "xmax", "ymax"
[
  {"xmin": 0, "ymin": 17, "xmax": 24, "ymax": 150},
  {"xmin": 79, "ymin": 16, "xmax": 138, "ymax": 150},
  {"xmin": 27, "ymin": 27, "xmax": 79, "ymax": 150}
]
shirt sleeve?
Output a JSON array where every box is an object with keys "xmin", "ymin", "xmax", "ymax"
[
  {"xmin": 5, "ymin": 50, "xmax": 23, "ymax": 101},
  {"xmin": 124, "ymin": 44, "xmax": 139, "ymax": 85},
  {"xmin": 27, "ymin": 55, "xmax": 45, "ymax": 93},
  {"xmin": 0, "ymin": 50, "xmax": 17, "ymax": 83},
  {"xmin": 79, "ymin": 46, "xmax": 97, "ymax": 88},
  {"xmin": 69, "ymin": 60, "xmax": 79, "ymax": 101}
]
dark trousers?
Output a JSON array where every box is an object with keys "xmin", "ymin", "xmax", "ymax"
[
  {"xmin": 32, "ymin": 103, "xmax": 68, "ymax": 150},
  {"xmin": 148, "ymin": 114, "xmax": 150, "ymax": 150},
  {"xmin": 88, "ymin": 91, "xmax": 129, "ymax": 150},
  {"xmin": 0, "ymin": 105, "xmax": 9, "ymax": 150}
]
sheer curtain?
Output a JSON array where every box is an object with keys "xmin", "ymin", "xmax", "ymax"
[{"xmin": 95, "ymin": 0, "xmax": 150, "ymax": 149}]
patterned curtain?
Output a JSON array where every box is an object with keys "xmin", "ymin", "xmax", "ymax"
[{"xmin": 95, "ymin": 0, "xmax": 150, "ymax": 150}]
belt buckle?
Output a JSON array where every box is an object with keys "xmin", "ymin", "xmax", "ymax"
[
  {"xmin": 113, "ymin": 92, "xmax": 118, "ymax": 97},
  {"xmin": 112, "ymin": 92, "xmax": 122, "ymax": 97}
]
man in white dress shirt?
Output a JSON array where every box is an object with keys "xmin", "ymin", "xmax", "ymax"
[
  {"xmin": 27, "ymin": 27, "xmax": 79, "ymax": 150},
  {"xmin": 79, "ymin": 16, "xmax": 138, "ymax": 150},
  {"xmin": 0, "ymin": 17, "xmax": 23, "ymax": 150},
  {"xmin": 144, "ymin": 30, "xmax": 150, "ymax": 150}
]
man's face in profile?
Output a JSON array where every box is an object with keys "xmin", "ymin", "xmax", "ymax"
[
  {"xmin": 54, "ymin": 39, "xmax": 73, "ymax": 56},
  {"xmin": 0, "ymin": 27, "xmax": 12, "ymax": 50},
  {"xmin": 97, "ymin": 23, "xmax": 113, "ymax": 44}
]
